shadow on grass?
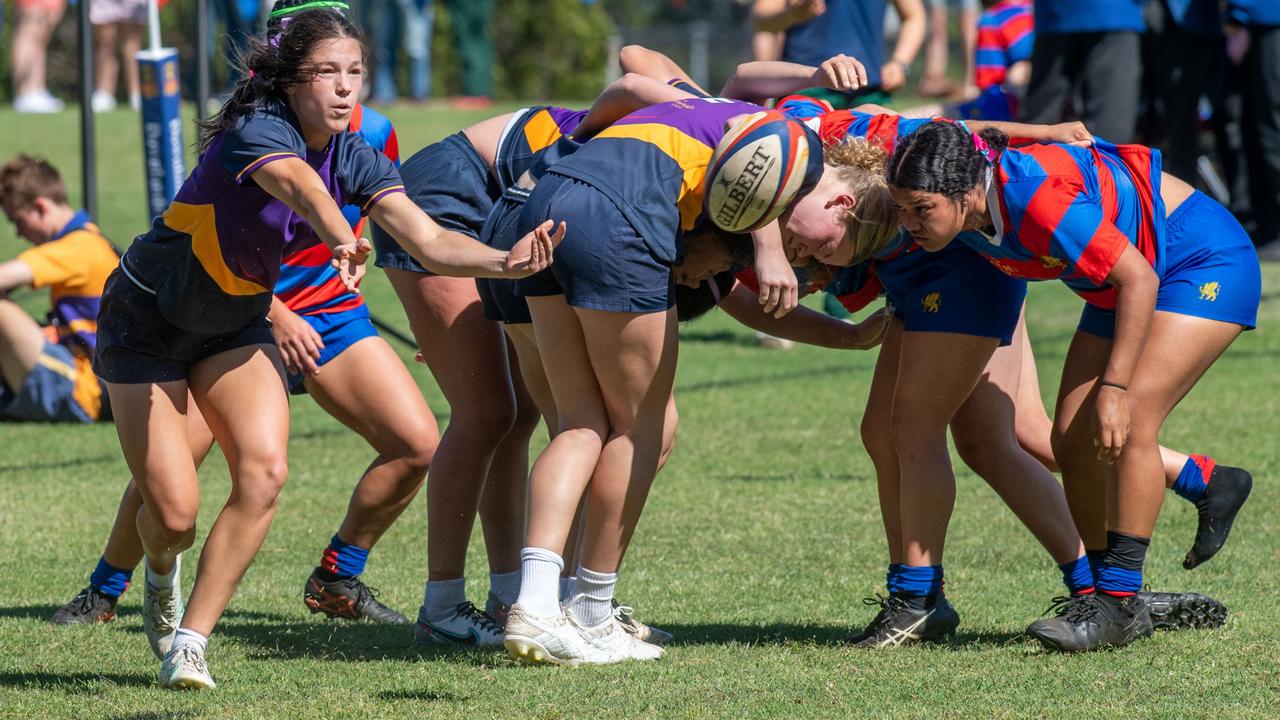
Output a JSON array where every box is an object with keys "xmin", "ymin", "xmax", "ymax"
[
  {"xmin": 216, "ymin": 618, "xmax": 501, "ymax": 665},
  {"xmin": 0, "ymin": 454, "xmax": 116, "ymax": 473},
  {"xmin": 657, "ymin": 623, "xmax": 1026, "ymax": 650},
  {"xmin": 108, "ymin": 714, "xmax": 201, "ymax": 720},
  {"xmin": 680, "ymin": 330, "xmax": 761, "ymax": 348},
  {"xmin": 0, "ymin": 604, "xmax": 61, "ymax": 621},
  {"xmin": 657, "ymin": 622, "xmax": 852, "ymax": 646},
  {"xmin": 0, "ymin": 671, "xmax": 154, "ymax": 689},
  {"xmin": 376, "ymin": 689, "xmax": 470, "ymax": 702}
]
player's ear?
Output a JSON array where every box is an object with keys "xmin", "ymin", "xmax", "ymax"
[{"xmin": 828, "ymin": 192, "xmax": 855, "ymax": 210}]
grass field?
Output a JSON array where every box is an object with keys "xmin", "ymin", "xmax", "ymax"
[{"xmin": 0, "ymin": 105, "xmax": 1278, "ymax": 719}]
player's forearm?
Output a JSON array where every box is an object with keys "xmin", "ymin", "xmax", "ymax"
[
  {"xmin": 574, "ymin": 74, "xmax": 694, "ymax": 138},
  {"xmin": 1104, "ymin": 253, "xmax": 1158, "ymax": 387},
  {"xmin": 722, "ymin": 283, "xmax": 857, "ymax": 347},
  {"xmin": 889, "ymin": 0, "xmax": 926, "ymax": 69},
  {"xmin": 719, "ymin": 60, "xmax": 819, "ymax": 101},
  {"xmin": 372, "ymin": 201, "xmax": 508, "ymax": 278},
  {"xmin": 296, "ymin": 186, "xmax": 360, "ymax": 255}
]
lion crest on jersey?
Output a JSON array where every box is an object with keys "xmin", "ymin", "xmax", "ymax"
[
  {"xmin": 922, "ymin": 292, "xmax": 941, "ymax": 313},
  {"xmin": 1199, "ymin": 281, "xmax": 1220, "ymax": 302}
]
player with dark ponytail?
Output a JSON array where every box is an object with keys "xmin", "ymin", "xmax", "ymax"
[
  {"xmin": 885, "ymin": 120, "xmax": 1260, "ymax": 653},
  {"xmin": 93, "ymin": 9, "xmax": 559, "ymax": 688}
]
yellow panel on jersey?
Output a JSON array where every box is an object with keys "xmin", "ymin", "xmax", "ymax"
[
  {"xmin": 522, "ymin": 109, "xmax": 567, "ymax": 154},
  {"xmin": 592, "ymin": 122, "xmax": 713, "ymax": 231},
  {"xmin": 162, "ymin": 201, "xmax": 270, "ymax": 296}
]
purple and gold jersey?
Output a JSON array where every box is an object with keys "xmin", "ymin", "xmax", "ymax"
[
  {"xmin": 546, "ymin": 97, "xmax": 762, "ymax": 263},
  {"xmin": 494, "ymin": 105, "xmax": 590, "ymax": 190},
  {"xmin": 123, "ymin": 99, "xmax": 404, "ymax": 332},
  {"xmin": 958, "ymin": 139, "xmax": 1165, "ymax": 309}
]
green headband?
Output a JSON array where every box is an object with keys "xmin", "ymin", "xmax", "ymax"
[{"xmin": 269, "ymin": 1, "xmax": 350, "ymax": 19}]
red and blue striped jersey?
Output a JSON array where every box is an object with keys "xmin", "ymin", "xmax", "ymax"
[
  {"xmin": 275, "ymin": 103, "xmax": 399, "ymax": 317},
  {"xmin": 975, "ymin": 0, "xmax": 1034, "ymax": 90},
  {"xmin": 960, "ymin": 139, "xmax": 1165, "ymax": 308}
]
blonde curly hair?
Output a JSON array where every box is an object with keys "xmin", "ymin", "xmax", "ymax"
[{"xmin": 822, "ymin": 137, "xmax": 900, "ymax": 264}]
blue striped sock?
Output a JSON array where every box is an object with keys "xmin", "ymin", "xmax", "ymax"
[
  {"xmin": 320, "ymin": 534, "xmax": 369, "ymax": 578},
  {"xmin": 895, "ymin": 565, "xmax": 943, "ymax": 598},
  {"xmin": 89, "ymin": 557, "xmax": 132, "ymax": 598},
  {"xmin": 1172, "ymin": 455, "xmax": 1214, "ymax": 502}
]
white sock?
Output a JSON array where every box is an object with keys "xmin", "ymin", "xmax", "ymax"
[
  {"xmin": 170, "ymin": 628, "xmax": 207, "ymax": 655},
  {"xmin": 488, "ymin": 570, "xmax": 521, "ymax": 608},
  {"xmin": 145, "ymin": 558, "xmax": 177, "ymax": 587},
  {"xmin": 516, "ymin": 547, "xmax": 563, "ymax": 617},
  {"xmin": 566, "ymin": 566, "xmax": 617, "ymax": 628},
  {"xmin": 559, "ymin": 574, "xmax": 577, "ymax": 601},
  {"xmin": 422, "ymin": 577, "xmax": 467, "ymax": 621}
]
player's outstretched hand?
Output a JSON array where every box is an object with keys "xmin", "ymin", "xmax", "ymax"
[
  {"xmin": 815, "ymin": 54, "xmax": 867, "ymax": 93},
  {"xmin": 1093, "ymin": 385, "xmax": 1129, "ymax": 463},
  {"xmin": 331, "ymin": 237, "xmax": 372, "ymax": 292},
  {"xmin": 1052, "ymin": 121, "xmax": 1093, "ymax": 147},
  {"xmin": 844, "ymin": 306, "xmax": 890, "ymax": 350},
  {"xmin": 272, "ymin": 304, "xmax": 325, "ymax": 376},
  {"xmin": 504, "ymin": 220, "xmax": 566, "ymax": 278}
]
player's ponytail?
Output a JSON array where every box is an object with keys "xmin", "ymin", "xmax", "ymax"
[
  {"xmin": 198, "ymin": 10, "xmax": 365, "ymax": 152},
  {"xmin": 884, "ymin": 120, "xmax": 1007, "ymax": 199},
  {"xmin": 824, "ymin": 137, "xmax": 900, "ymax": 264}
]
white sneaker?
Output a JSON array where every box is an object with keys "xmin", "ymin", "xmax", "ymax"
[
  {"xmin": 13, "ymin": 91, "xmax": 64, "ymax": 113},
  {"xmin": 142, "ymin": 556, "xmax": 184, "ymax": 659},
  {"xmin": 575, "ymin": 614, "xmax": 663, "ymax": 661},
  {"xmin": 413, "ymin": 601, "xmax": 504, "ymax": 647},
  {"xmin": 158, "ymin": 644, "xmax": 216, "ymax": 690},
  {"xmin": 503, "ymin": 603, "xmax": 598, "ymax": 666}
]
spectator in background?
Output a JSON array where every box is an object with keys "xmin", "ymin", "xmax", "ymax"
[
  {"xmin": 0, "ymin": 155, "xmax": 117, "ymax": 423},
  {"xmin": 1141, "ymin": 1, "xmax": 1222, "ymax": 184},
  {"xmin": 902, "ymin": 0, "xmax": 1030, "ymax": 121},
  {"xmin": 91, "ymin": 0, "xmax": 148, "ymax": 112},
  {"xmin": 445, "ymin": 0, "xmax": 493, "ymax": 108},
  {"xmin": 1230, "ymin": 0, "xmax": 1280, "ymax": 258},
  {"xmin": 1019, "ymin": 0, "xmax": 1144, "ymax": 143},
  {"xmin": 10, "ymin": 0, "xmax": 66, "ymax": 113},
  {"xmin": 369, "ymin": 0, "xmax": 432, "ymax": 105},
  {"xmin": 919, "ymin": 0, "xmax": 979, "ymax": 98},
  {"xmin": 751, "ymin": 0, "xmax": 926, "ymax": 108}
]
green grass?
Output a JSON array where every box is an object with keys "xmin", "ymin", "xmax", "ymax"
[{"xmin": 1, "ymin": 106, "xmax": 1279, "ymax": 719}]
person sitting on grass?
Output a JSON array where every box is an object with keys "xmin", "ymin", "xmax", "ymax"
[{"xmin": 0, "ymin": 154, "xmax": 118, "ymax": 424}]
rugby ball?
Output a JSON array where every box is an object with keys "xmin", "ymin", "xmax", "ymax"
[{"xmin": 704, "ymin": 110, "xmax": 820, "ymax": 233}]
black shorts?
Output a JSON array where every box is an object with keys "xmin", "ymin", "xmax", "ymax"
[
  {"xmin": 372, "ymin": 132, "xmax": 499, "ymax": 274},
  {"xmin": 94, "ymin": 270, "xmax": 276, "ymax": 384},
  {"xmin": 516, "ymin": 174, "xmax": 674, "ymax": 314}
]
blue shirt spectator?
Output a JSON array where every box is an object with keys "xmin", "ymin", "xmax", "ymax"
[{"xmin": 1034, "ymin": 0, "xmax": 1144, "ymax": 34}]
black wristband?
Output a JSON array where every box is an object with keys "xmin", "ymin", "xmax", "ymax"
[{"xmin": 1099, "ymin": 380, "xmax": 1128, "ymax": 391}]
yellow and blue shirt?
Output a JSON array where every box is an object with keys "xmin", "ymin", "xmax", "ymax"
[{"xmin": 17, "ymin": 210, "xmax": 117, "ymax": 417}]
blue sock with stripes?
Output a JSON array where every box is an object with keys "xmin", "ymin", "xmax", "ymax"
[
  {"xmin": 1172, "ymin": 455, "xmax": 1215, "ymax": 502},
  {"xmin": 894, "ymin": 564, "xmax": 944, "ymax": 598},
  {"xmin": 320, "ymin": 534, "xmax": 369, "ymax": 579},
  {"xmin": 89, "ymin": 557, "xmax": 133, "ymax": 598},
  {"xmin": 1097, "ymin": 532, "xmax": 1149, "ymax": 597}
]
